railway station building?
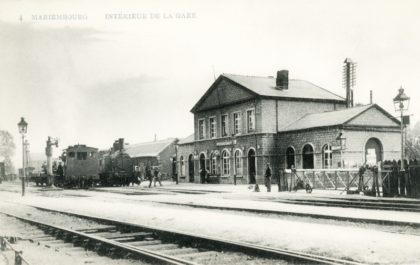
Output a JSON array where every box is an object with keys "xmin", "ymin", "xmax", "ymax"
[
  {"xmin": 177, "ymin": 70, "xmax": 401, "ymax": 184},
  {"xmin": 125, "ymin": 138, "xmax": 178, "ymax": 179}
]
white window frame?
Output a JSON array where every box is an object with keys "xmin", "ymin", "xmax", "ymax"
[
  {"xmin": 180, "ymin": 156, "xmax": 185, "ymax": 176},
  {"xmin": 233, "ymin": 112, "xmax": 241, "ymax": 135},
  {"xmin": 198, "ymin": 118, "xmax": 205, "ymax": 140},
  {"xmin": 234, "ymin": 149, "xmax": 242, "ymax": 176},
  {"xmin": 210, "ymin": 153, "xmax": 217, "ymax": 174},
  {"xmin": 246, "ymin": 108, "xmax": 255, "ymax": 133},
  {"xmin": 209, "ymin": 116, "xmax": 216, "ymax": 139},
  {"xmin": 322, "ymin": 144, "xmax": 333, "ymax": 169},
  {"xmin": 222, "ymin": 150, "xmax": 230, "ymax": 176},
  {"xmin": 221, "ymin": 114, "xmax": 229, "ymax": 137}
]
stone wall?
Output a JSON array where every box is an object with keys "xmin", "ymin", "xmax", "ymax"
[{"xmin": 177, "ymin": 133, "xmax": 280, "ymax": 185}]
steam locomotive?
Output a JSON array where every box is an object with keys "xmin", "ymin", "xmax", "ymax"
[{"xmin": 55, "ymin": 143, "xmax": 140, "ymax": 188}]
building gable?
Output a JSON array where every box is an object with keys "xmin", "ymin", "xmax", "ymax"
[
  {"xmin": 191, "ymin": 77, "xmax": 257, "ymax": 113},
  {"xmin": 347, "ymin": 106, "xmax": 400, "ymax": 127}
]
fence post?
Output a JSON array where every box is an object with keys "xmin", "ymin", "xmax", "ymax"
[
  {"xmin": 346, "ymin": 171, "xmax": 350, "ymax": 192},
  {"xmin": 334, "ymin": 171, "xmax": 338, "ymax": 190},
  {"xmin": 378, "ymin": 166, "xmax": 383, "ymax": 197}
]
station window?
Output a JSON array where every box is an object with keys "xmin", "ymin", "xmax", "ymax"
[
  {"xmin": 209, "ymin": 117, "xmax": 216, "ymax": 138},
  {"xmin": 68, "ymin": 152, "xmax": 75, "ymax": 158},
  {"xmin": 247, "ymin": 109, "xmax": 255, "ymax": 133},
  {"xmin": 221, "ymin": 114, "xmax": 228, "ymax": 137},
  {"xmin": 210, "ymin": 153, "xmax": 217, "ymax": 174},
  {"xmin": 180, "ymin": 156, "xmax": 185, "ymax": 176},
  {"xmin": 198, "ymin": 119, "xmax": 205, "ymax": 139},
  {"xmin": 234, "ymin": 150, "xmax": 242, "ymax": 175},
  {"xmin": 222, "ymin": 150, "xmax": 230, "ymax": 175},
  {"xmin": 233, "ymin": 112, "xmax": 241, "ymax": 135},
  {"xmin": 322, "ymin": 144, "xmax": 332, "ymax": 169}
]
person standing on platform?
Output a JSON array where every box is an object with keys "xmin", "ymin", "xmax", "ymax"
[
  {"xmin": 146, "ymin": 165, "xmax": 153, "ymax": 188},
  {"xmin": 153, "ymin": 166, "xmax": 162, "ymax": 187},
  {"xmin": 264, "ymin": 163, "xmax": 272, "ymax": 192}
]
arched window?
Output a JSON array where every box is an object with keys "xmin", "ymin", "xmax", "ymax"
[
  {"xmin": 180, "ymin": 156, "xmax": 185, "ymax": 176},
  {"xmin": 302, "ymin": 144, "xmax": 314, "ymax": 169},
  {"xmin": 322, "ymin": 144, "xmax": 332, "ymax": 169},
  {"xmin": 210, "ymin": 153, "xmax": 217, "ymax": 174},
  {"xmin": 234, "ymin": 150, "xmax": 242, "ymax": 175},
  {"xmin": 286, "ymin": 147, "xmax": 295, "ymax": 169},
  {"xmin": 222, "ymin": 150, "xmax": 230, "ymax": 176}
]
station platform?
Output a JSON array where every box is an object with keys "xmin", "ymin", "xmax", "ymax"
[{"xmin": 2, "ymin": 181, "xmax": 420, "ymax": 226}]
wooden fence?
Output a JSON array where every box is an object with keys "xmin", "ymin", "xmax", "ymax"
[{"xmin": 279, "ymin": 162, "xmax": 420, "ymax": 198}]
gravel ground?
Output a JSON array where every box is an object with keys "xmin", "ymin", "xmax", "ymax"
[
  {"xmin": 1, "ymin": 182, "xmax": 420, "ymax": 264},
  {"xmin": 0, "ymin": 214, "xmax": 145, "ymax": 265},
  {"xmin": 0, "ymin": 203, "xmax": 287, "ymax": 265}
]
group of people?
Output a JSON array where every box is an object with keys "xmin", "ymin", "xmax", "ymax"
[{"xmin": 145, "ymin": 166, "xmax": 162, "ymax": 188}]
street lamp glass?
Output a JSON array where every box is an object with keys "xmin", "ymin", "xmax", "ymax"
[
  {"xmin": 393, "ymin": 87, "xmax": 410, "ymax": 112},
  {"xmin": 336, "ymin": 133, "xmax": 346, "ymax": 149},
  {"xmin": 17, "ymin": 117, "xmax": 28, "ymax": 134},
  {"xmin": 340, "ymin": 137, "xmax": 346, "ymax": 149}
]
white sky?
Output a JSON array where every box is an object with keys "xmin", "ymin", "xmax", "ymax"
[{"xmin": 1, "ymin": 0, "xmax": 420, "ymax": 167}]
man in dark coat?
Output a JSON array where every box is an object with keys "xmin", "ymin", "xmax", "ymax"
[
  {"xmin": 146, "ymin": 166, "xmax": 153, "ymax": 188},
  {"xmin": 264, "ymin": 163, "xmax": 272, "ymax": 192},
  {"xmin": 153, "ymin": 166, "xmax": 162, "ymax": 187}
]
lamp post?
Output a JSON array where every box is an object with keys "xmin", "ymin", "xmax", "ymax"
[
  {"xmin": 336, "ymin": 132, "xmax": 346, "ymax": 168},
  {"xmin": 393, "ymin": 87, "xmax": 410, "ymax": 172},
  {"xmin": 17, "ymin": 117, "xmax": 28, "ymax": 196},
  {"xmin": 24, "ymin": 140, "xmax": 30, "ymax": 186}
]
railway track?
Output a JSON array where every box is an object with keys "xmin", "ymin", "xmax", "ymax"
[
  {"xmin": 264, "ymin": 197, "xmax": 420, "ymax": 212},
  {"xmin": 0, "ymin": 206, "xmax": 366, "ymax": 265}
]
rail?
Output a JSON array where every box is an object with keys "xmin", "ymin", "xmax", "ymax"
[
  {"xmin": 0, "ymin": 237, "xmax": 31, "ymax": 265},
  {"xmin": 1, "ymin": 209, "xmax": 368, "ymax": 265}
]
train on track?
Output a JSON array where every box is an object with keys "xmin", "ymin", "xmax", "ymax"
[{"xmin": 51, "ymin": 144, "xmax": 141, "ymax": 188}]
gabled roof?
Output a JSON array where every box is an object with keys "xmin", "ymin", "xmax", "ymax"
[
  {"xmin": 223, "ymin": 74, "xmax": 345, "ymax": 101},
  {"xmin": 124, "ymin": 138, "xmax": 177, "ymax": 158},
  {"xmin": 178, "ymin": 134, "xmax": 194, "ymax": 145},
  {"xmin": 278, "ymin": 104, "xmax": 400, "ymax": 132},
  {"xmin": 191, "ymin": 74, "xmax": 346, "ymax": 112}
]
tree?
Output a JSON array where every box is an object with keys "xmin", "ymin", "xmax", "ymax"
[
  {"xmin": 406, "ymin": 121, "xmax": 420, "ymax": 160},
  {"xmin": 0, "ymin": 130, "xmax": 16, "ymax": 174}
]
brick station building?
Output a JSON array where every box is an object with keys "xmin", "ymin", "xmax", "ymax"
[{"xmin": 177, "ymin": 70, "xmax": 401, "ymax": 184}]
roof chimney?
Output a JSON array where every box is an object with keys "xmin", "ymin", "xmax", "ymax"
[{"xmin": 276, "ymin": 70, "xmax": 288, "ymax": 90}]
